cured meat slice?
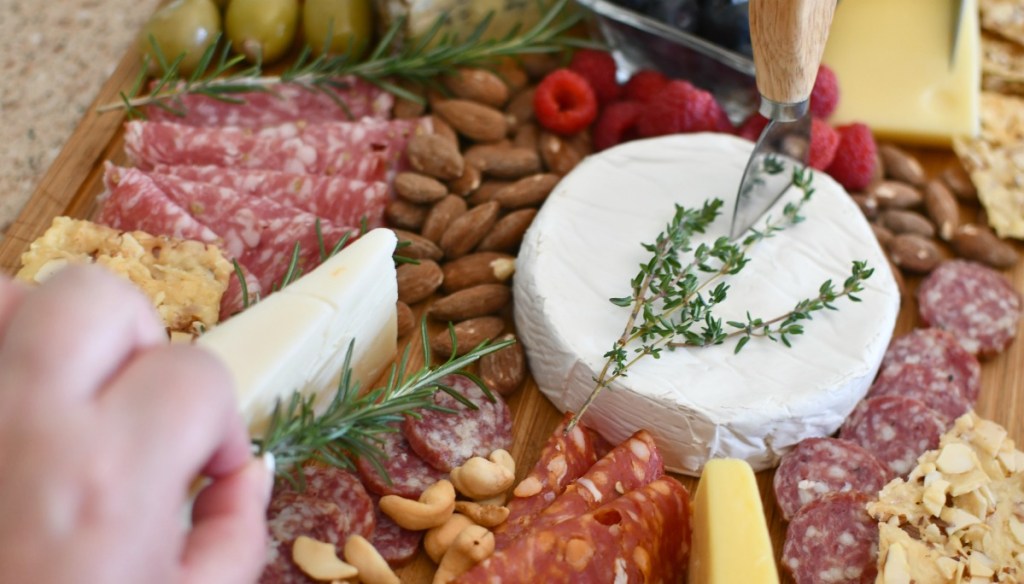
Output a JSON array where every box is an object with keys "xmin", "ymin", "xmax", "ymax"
[
  {"xmin": 152, "ymin": 164, "xmax": 388, "ymax": 229},
  {"xmin": 403, "ymin": 375, "xmax": 513, "ymax": 472},
  {"xmin": 355, "ymin": 425, "xmax": 447, "ymax": 499},
  {"xmin": 866, "ymin": 363, "xmax": 972, "ymax": 426},
  {"xmin": 918, "ymin": 259, "xmax": 1022, "ymax": 357},
  {"xmin": 274, "ymin": 464, "xmax": 377, "ymax": 537},
  {"xmin": 781, "ymin": 491, "xmax": 878, "ymax": 584},
  {"xmin": 495, "ymin": 429, "xmax": 664, "ymax": 548},
  {"xmin": 368, "ymin": 494, "xmax": 423, "ymax": 568},
  {"xmin": 124, "ymin": 120, "xmax": 389, "ymax": 180},
  {"xmin": 219, "ymin": 262, "xmax": 263, "ymax": 321},
  {"xmin": 878, "ymin": 328, "xmax": 981, "ymax": 403},
  {"xmin": 146, "ymin": 78, "xmax": 393, "ymax": 127},
  {"xmin": 455, "ymin": 477, "xmax": 691, "ymax": 584},
  {"xmin": 839, "ymin": 395, "xmax": 944, "ymax": 477},
  {"xmin": 773, "ymin": 437, "xmax": 890, "ymax": 521}
]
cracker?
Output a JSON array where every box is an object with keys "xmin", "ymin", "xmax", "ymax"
[
  {"xmin": 981, "ymin": 0, "xmax": 1024, "ymax": 46},
  {"xmin": 982, "ymin": 32, "xmax": 1024, "ymax": 80}
]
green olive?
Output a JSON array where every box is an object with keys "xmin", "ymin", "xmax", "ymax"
[
  {"xmin": 303, "ymin": 0, "xmax": 373, "ymax": 59},
  {"xmin": 225, "ymin": 0, "xmax": 299, "ymax": 64},
  {"xmin": 139, "ymin": 0, "xmax": 222, "ymax": 75}
]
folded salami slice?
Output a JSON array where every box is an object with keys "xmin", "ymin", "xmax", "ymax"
[
  {"xmin": 355, "ymin": 424, "xmax": 447, "ymax": 499},
  {"xmin": 368, "ymin": 494, "xmax": 423, "ymax": 568},
  {"xmin": 781, "ymin": 491, "xmax": 878, "ymax": 584},
  {"xmin": 456, "ymin": 477, "xmax": 691, "ymax": 584},
  {"xmin": 867, "ymin": 363, "xmax": 972, "ymax": 426},
  {"xmin": 146, "ymin": 78, "xmax": 393, "ymax": 128},
  {"xmin": 878, "ymin": 328, "xmax": 981, "ymax": 404},
  {"xmin": 152, "ymin": 164, "xmax": 388, "ymax": 229},
  {"xmin": 839, "ymin": 395, "xmax": 944, "ymax": 477},
  {"xmin": 773, "ymin": 437, "xmax": 890, "ymax": 521}
]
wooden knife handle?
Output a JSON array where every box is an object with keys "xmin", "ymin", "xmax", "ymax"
[{"xmin": 749, "ymin": 0, "xmax": 837, "ymax": 107}]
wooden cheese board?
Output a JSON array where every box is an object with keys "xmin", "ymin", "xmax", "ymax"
[{"xmin": 2, "ymin": 33, "xmax": 1023, "ymax": 584}]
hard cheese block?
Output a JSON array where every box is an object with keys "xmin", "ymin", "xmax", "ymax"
[
  {"xmin": 513, "ymin": 134, "xmax": 900, "ymax": 475},
  {"xmin": 822, "ymin": 0, "xmax": 980, "ymax": 146},
  {"xmin": 689, "ymin": 459, "xmax": 779, "ymax": 584},
  {"xmin": 197, "ymin": 228, "xmax": 398, "ymax": 435}
]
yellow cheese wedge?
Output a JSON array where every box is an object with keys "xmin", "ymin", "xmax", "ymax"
[
  {"xmin": 688, "ymin": 459, "xmax": 779, "ymax": 584},
  {"xmin": 822, "ymin": 0, "xmax": 980, "ymax": 146}
]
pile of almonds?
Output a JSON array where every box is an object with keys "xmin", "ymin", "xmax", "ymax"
[{"xmin": 387, "ymin": 57, "xmax": 585, "ymax": 398}]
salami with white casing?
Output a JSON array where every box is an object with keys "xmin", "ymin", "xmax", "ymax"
[
  {"xmin": 781, "ymin": 491, "xmax": 878, "ymax": 584},
  {"xmin": 839, "ymin": 395, "xmax": 944, "ymax": 477}
]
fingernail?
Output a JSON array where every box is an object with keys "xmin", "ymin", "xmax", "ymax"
[{"xmin": 260, "ymin": 452, "xmax": 276, "ymax": 505}]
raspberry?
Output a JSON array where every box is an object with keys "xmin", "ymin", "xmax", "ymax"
[
  {"xmin": 623, "ymin": 69, "xmax": 669, "ymax": 102},
  {"xmin": 569, "ymin": 49, "xmax": 621, "ymax": 105},
  {"xmin": 808, "ymin": 117, "xmax": 840, "ymax": 170},
  {"xmin": 533, "ymin": 69, "xmax": 599, "ymax": 135},
  {"xmin": 593, "ymin": 100, "xmax": 645, "ymax": 151},
  {"xmin": 826, "ymin": 123, "xmax": 877, "ymax": 191},
  {"xmin": 636, "ymin": 81, "xmax": 728, "ymax": 137},
  {"xmin": 737, "ymin": 113, "xmax": 769, "ymax": 141},
  {"xmin": 810, "ymin": 64, "xmax": 840, "ymax": 119}
]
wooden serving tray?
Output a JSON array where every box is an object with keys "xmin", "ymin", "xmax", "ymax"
[{"xmin": 2, "ymin": 40, "xmax": 1023, "ymax": 584}]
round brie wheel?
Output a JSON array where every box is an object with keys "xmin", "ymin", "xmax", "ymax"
[{"xmin": 513, "ymin": 133, "xmax": 900, "ymax": 475}]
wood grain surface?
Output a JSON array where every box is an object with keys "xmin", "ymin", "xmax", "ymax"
[{"xmin": 1, "ymin": 40, "xmax": 1022, "ymax": 584}]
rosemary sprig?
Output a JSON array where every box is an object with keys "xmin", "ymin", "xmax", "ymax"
[{"xmin": 99, "ymin": 0, "xmax": 596, "ymax": 118}]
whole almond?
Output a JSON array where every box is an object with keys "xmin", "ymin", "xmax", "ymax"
[
  {"xmin": 950, "ymin": 224, "xmax": 1018, "ymax": 269},
  {"xmin": 433, "ymin": 99, "xmax": 509, "ymax": 143},
  {"xmin": 871, "ymin": 149, "xmax": 885, "ymax": 185},
  {"xmin": 878, "ymin": 209, "xmax": 936, "ymax": 238},
  {"xmin": 396, "ymin": 301, "xmax": 415, "ymax": 337},
  {"xmin": 440, "ymin": 201, "xmax": 501, "ymax": 259},
  {"xmin": 397, "ymin": 259, "xmax": 444, "ymax": 304},
  {"xmin": 493, "ymin": 58, "xmax": 529, "ymax": 93},
  {"xmin": 428, "ymin": 283, "xmax": 512, "ymax": 321},
  {"xmin": 494, "ymin": 173, "xmax": 560, "ymax": 209},
  {"xmin": 469, "ymin": 180, "xmax": 514, "ymax": 207},
  {"xmin": 879, "ymin": 144, "xmax": 925, "ymax": 186},
  {"xmin": 392, "ymin": 82, "xmax": 427, "ymax": 119},
  {"xmin": 520, "ymin": 53, "xmax": 559, "ymax": 80},
  {"xmin": 430, "ymin": 316, "xmax": 505, "ymax": 357},
  {"xmin": 923, "ymin": 179, "xmax": 959, "ymax": 241},
  {"xmin": 429, "ymin": 114, "xmax": 459, "ymax": 148},
  {"xmin": 940, "ymin": 164, "xmax": 978, "ymax": 203},
  {"xmin": 386, "ymin": 199, "xmax": 429, "ymax": 231},
  {"xmin": 513, "ymin": 122, "xmax": 539, "ymax": 151},
  {"xmin": 442, "ymin": 252, "xmax": 516, "ymax": 292},
  {"xmin": 505, "ymin": 88, "xmax": 536, "ymax": 128},
  {"xmin": 443, "ymin": 68, "xmax": 510, "ymax": 108},
  {"xmin": 407, "ymin": 134, "xmax": 465, "ymax": 181},
  {"xmin": 448, "ymin": 163, "xmax": 482, "ymax": 197},
  {"xmin": 467, "ymin": 143, "xmax": 542, "ymax": 179},
  {"xmin": 870, "ymin": 180, "xmax": 922, "ymax": 209},
  {"xmin": 871, "ymin": 222, "xmax": 894, "ymax": 248},
  {"xmin": 479, "ymin": 334, "xmax": 526, "ymax": 396},
  {"xmin": 850, "ymin": 193, "xmax": 879, "ymax": 219},
  {"xmin": 888, "ymin": 234, "xmax": 942, "ymax": 274},
  {"xmin": 392, "ymin": 229, "xmax": 443, "ymax": 261},
  {"xmin": 395, "ymin": 172, "xmax": 448, "ymax": 204},
  {"xmin": 478, "ymin": 209, "xmax": 538, "ymax": 252},
  {"xmin": 539, "ymin": 130, "xmax": 585, "ymax": 175},
  {"xmin": 421, "ymin": 195, "xmax": 469, "ymax": 244}
]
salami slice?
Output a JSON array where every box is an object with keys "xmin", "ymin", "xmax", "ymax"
[
  {"xmin": 152, "ymin": 164, "xmax": 388, "ymax": 229},
  {"xmin": 839, "ymin": 395, "xmax": 944, "ymax": 477},
  {"xmin": 879, "ymin": 328, "xmax": 981, "ymax": 404},
  {"xmin": 781, "ymin": 491, "xmax": 879, "ymax": 584},
  {"xmin": 918, "ymin": 259, "xmax": 1022, "ymax": 357},
  {"xmin": 368, "ymin": 494, "xmax": 423, "ymax": 568},
  {"xmin": 456, "ymin": 477, "xmax": 691, "ymax": 584},
  {"xmin": 146, "ymin": 78, "xmax": 392, "ymax": 127},
  {"xmin": 274, "ymin": 465, "xmax": 377, "ymax": 537},
  {"xmin": 355, "ymin": 425, "xmax": 447, "ymax": 499},
  {"xmin": 867, "ymin": 363, "xmax": 971, "ymax": 426},
  {"xmin": 403, "ymin": 375, "xmax": 513, "ymax": 472},
  {"xmin": 773, "ymin": 437, "xmax": 890, "ymax": 521},
  {"xmin": 495, "ymin": 429, "xmax": 664, "ymax": 548}
]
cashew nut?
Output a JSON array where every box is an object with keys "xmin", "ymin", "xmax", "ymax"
[
  {"xmin": 490, "ymin": 449, "xmax": 516, "ymax": 475},
  {"xmin": 424, "ymin": 513, "xmax": 477, "ymax": 564},
  {"xmin": 450, "ymin": 450, "xmax": 516, "ymax": 500},
  {"xmin": 343, "ymin": 534, "xmax": 400, "ymax": 584},
  {"xmin": 379, "ymin": 479, "xmax": 456, "ymax": 531},
  {"xmin": 454, "ymin": 501, "xmax": 510, "ymax": 528},
  {"xmin": 432, "ymin": 524, "xmax": 495, "ymax": 584},
  {"xmin": 291, "ymin": 535, "xmax": 358, "ymax": 581}
]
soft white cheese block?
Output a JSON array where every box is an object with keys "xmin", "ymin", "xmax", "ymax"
[
  {"xmin": 513, "ymin": 134, "xmax": 900, "ymax": 475},
  {"xmin": 198, "ymin": 228, "xmax": 398, "ymax": 436}
]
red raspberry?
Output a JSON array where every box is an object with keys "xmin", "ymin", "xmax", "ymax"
[
  {"xmin": 533, "ymin": 69, "xmax": 599, "ymax": 135},
  {"xmin": 826, "ymin": 123, "xmax": 877, "ymax": 191},
  {"xmin": 623, "ymin": 70, "xmax": 669, "ymax": 102},
  {"xmin": 636, "ymin": 81, "xmax": 728, "ymax": 137},
  {"xmin": 593, "ymin": 100, "xmax": 645, "ymax": 151},
  {"xmin": 810, "ymin": 64, "xmax": 840, "ymax": 119},
  {"xmin": 808, "ymin": 117, "xmax": 840, "ymax": 170},
  {"xmin": 569, "ymin": 49, "xmax": 621, "ymax": 105},
  {"xmin": 737, "ymin": 113, "xmax": 769, "ymax": 141}
]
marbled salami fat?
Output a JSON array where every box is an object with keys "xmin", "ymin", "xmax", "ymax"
[
  {"xmin": 773, "ymin": 437, "xmax": 890, "ymax": 521},
  {"xmin": 878, "ymin": 328, "xmax": 981, "ymax": 404},
  {"xmin": 918, "ymin": 260, "xmax": 1022, "ymax": 357},
  {"xmin": 355, "ymin": 425, "xmax": 447, "ymax": 499},
  {"xmin": 403, "ymin": 375, "xmax": 513, "ymax": 472},
  {"xmin": 275, "ymin": 464, "xmax": 377, "ymax": 538},
  {"xmin": 839, "ymin": 396, "xmax": 944, "ymax": 477},
  {"xmin": 867, "ymin": 363, "xmax": 971, "ymax": 426},
  {"xmin": 456, "ymin": 477, "xmax": 691, "ymax": 584},
  {"xmin": 781, "ymin": 491, "xmax": 878, "ymax": 584}
]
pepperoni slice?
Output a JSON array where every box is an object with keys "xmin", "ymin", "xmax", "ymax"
[
  {"xmin": 782, "ymin": 491, "xmax": 879, "ymax": 584},
  {"xmin": 355, "ymin": 425, "xmax": 447, "ymax": 499},
  {"xmin": 839, "ymin": 396, "xmax": 944, "ymax": 477}
]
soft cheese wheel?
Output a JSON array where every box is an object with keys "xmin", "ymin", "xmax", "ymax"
[{"xmin": 513, "ymin": 134, "xmax": 900, "ymax": 475}]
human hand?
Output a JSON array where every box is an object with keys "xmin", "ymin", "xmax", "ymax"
[{"xmin": 0, "ymin": 266, "xmax": 271, "ymax": 584}]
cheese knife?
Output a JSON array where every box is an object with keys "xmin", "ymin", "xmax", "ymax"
[
  {"xmin": 950, "ymin": 0, "xmax": 967, "ymax": 67},
  {"xmin": 729, "ymin": 0, "xmax": 837, "ymax": 240}
]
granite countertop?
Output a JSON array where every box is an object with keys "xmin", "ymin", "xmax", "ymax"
[{"xmin": 0, "ymin": 0, "xmax": 161, "ymax": 238}]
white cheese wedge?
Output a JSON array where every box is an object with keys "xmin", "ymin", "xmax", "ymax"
[
  {"xmin": 513, "ymin": 134, "xmax": 900, "ymax": 475},
  {"xmin": 198, "ymin": 228, "xmax": 398, "ymax": 435}
]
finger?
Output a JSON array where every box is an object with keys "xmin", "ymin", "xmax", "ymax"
[
  {"xmin": 0, "ymin": 266, "xmax": 165, "ymax": 404},
  {"xmin": 0, "ymin": 276, "xmax": 27, "ymax": 339},
  {"xmin": 180, "ymin": 456, "xmax": 272, "ymax": 584}
]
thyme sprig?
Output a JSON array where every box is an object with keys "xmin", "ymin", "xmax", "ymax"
[
  {"xmin": 566, "ymin": 168, "xmax": 873, "ymax": 432},
  {"xmin": 99, "ymin": 0, "xmax": 594, "ymax": 118}
]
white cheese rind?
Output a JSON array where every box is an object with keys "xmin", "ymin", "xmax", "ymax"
[{"xmin": 513, "ymin": 134, "xmax": 900, "ymax": 475}]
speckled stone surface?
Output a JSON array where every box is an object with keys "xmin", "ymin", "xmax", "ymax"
[{"xmin": 0, "ymin": 0, "xmax": 161, "ymax": 236}]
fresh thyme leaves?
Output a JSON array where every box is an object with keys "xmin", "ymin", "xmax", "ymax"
[
  {"xmin": 99, "ymin": 0, "xmax": 596, "ymax": 118},
  {"xmin": 254, "ymin": 320, "xmax": 515, "ymax": 488},
  {"xmin": 565, "ymin": 167, "xmax": 873, "ymax": 432}
]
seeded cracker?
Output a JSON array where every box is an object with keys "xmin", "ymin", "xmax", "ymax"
[
  {"xmin": 982, "ymin": 33, "xmax": 1024, "ymax": 95},
  {"xmin": 981, "ymin": 0, "xmax": 1024, "ymax": 47}
]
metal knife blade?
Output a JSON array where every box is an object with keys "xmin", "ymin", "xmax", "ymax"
[{"xmin": 950, "ymin": 0, "xmax": 967, "ymax": 67}]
